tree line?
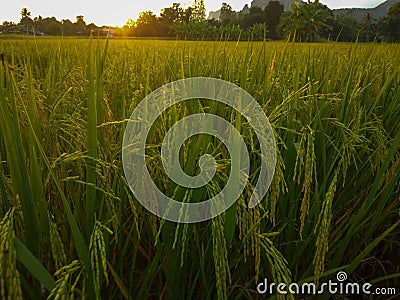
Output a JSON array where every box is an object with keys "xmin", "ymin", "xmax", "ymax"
[
  {"xmin": 1, "ymin": 8, "xmax": 110, "ymax": 37},
  {"xmin": 1, "ymin": 1, "xmax": 399, "ymax": 42}
]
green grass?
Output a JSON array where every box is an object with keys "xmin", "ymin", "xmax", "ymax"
[{"xmin": 0, "ymin": 38, "xmax": 399, "ymax": 299}]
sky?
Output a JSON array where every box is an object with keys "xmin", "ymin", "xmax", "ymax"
[{"xmin": 0, "ymin": 0, "xmax": 387, "ymax": 27}]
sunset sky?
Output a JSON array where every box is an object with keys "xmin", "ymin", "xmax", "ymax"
[{"xmin": 0, "ymin": 1, "xmax": 387, "ymax": 27}]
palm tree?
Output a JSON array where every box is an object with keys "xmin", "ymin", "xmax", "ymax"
[
  {"xmin": 278, "ymin": 2, "xmax": 303, "ymax": 42},
  {"xmin": 278, "ymin": 1, "xmax": 333, "ymax": 42},
  {"xmin": 20, "ymin": 8, "xmax": 33, "ymax": 33},
  {"xmin": 250, "ymin": 23, "xmax": 268, "ymax": 41},
  {"xmin": 20, "ymin": 7, "xmax": 31, "ymax": 20},
  {"xmin": 377, "ymin": 3, "xmax": 400, "ymax": 42},
  {"xmin": 360, "ymin": 13, "xmax": 377, "ymax": 42}
]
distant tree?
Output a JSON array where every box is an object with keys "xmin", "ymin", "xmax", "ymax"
[
  {"xmin": 0, "ymin": 21, "xmax": 17, "ymax": 34},
  {"xmin": 2, "ymin": 21, "xmax": 15, "ymax": 26},
  {"xmin": 42, "ymin": 17, "xmax": 62, "ymax": 35},
  {"xmin": 136, "ymin": 11, "xmax": 159, "ymax": 36},
  {"xmin": 188, "ymin": 21, "xmax": 209, "ymax": 38},
  {"xmin": 20, "ymin": 8, "xmax": 31, "ymax": 19},
  {"xmin": 206, "ymin": 18, "xmax": 220, "ymax": 28},
  {"xmin": 160, "ymin": 3, "xmax": 185, "ymax": 36},
  {"xmin": 220, "ymin": 3, "xmax": 235, "ymax": 26},
  {"xmin": 378, "ymin": 2, "xmax": 400, "ymax": 42},
  {"xmin": 74, "ymin": 15, "xmax": 86, "ymax": 33},
  {"xmin": 360, "ymin": 13, "xmax": 377, "ymax": 42},
  {"xmin": 332, "ymin": 12, "xmax": 360, "ymax": 42},
  {"xmin": 264, "ymin": 1, "xmax": 284, "ymax": 39},
  {"xmin": 122, "ymin": 19, "xmax": 135, "ymax": 36},
  {"xmin": 205, "ymin": 19, "xmax": 220, "ymax": 39},
  {"xmin": 191, "ymin": 0, "xmax": 206, "ymax": 22},
  {"xmin": 220, "ymin": 24, "xmax": 242, "ymax": 40},
  {"xmin": 161, "ymin": 3, "xmax": 182, "ymax": 24},
  {"xmin": 182, "ymin": 7, "xmax": 193, "ymax": 24},
  {"xmin": 168, "ymin": 5, "xmax": 194, "ymax": 38},
  {"xmin": 86, "ymin": 23, "xmax": 100, "ymax": 36},
  {"xmin": 34, "ymin": 15, "xmax": 43, "ymax": 21},
  {"xmin": 33, "ymin": 16, "xmax": 44, "ymax": 33},
  {"xmin": 240, "ymin": 6, "xmax": 265, "ymax": 29},
  {"xmin": 61, "ymin": 19, "xmax": 74, "ymax": 35},
  {"xmin": 250, "ymin": 22, "xmax": 268, "ymax": 40},
  {"xmin": 278, "ymin": 0, "xmax": 333, "ymax": 42},
  {"xmin": 125, "ymin": 18, "xmax": 135, "ymax": 28},
  {"xmin": 76, "ymin": 15, "xmax": 85, "ymax": 23},
  {"xmin": 20, "ymin": 7, "xmax": 33, "ymax": 32}
]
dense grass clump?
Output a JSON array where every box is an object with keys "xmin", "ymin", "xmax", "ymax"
[{"xmin": 0, "ymin": 37, "xmax": 399, "ymax": 299}]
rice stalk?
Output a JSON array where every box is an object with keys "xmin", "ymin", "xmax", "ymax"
[
  {"xmin": 313, "ymin": 172, "xmax": 338, "ymax": 284},
  {"xmin": 49, "ymin": 214, "xmax": 67, "ymax": 272},
  {"xmin": 0, "ymin": 208, "xmax": 23, "ymax": 299},
  {"xmin": 47, "ymin": 260, "xmax": 83, "ymax": 300},
  {"xmin": 89, "ymin": 221, "xmax": 111, "ymax": 299}
]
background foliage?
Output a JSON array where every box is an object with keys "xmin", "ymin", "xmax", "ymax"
[{"xmin": 1, "ymin": 1, "xmax": 400, "ymax": 42}]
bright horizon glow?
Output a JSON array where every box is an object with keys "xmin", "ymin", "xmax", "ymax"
[{"xmin": 0, "ymin": 1, "xmax": 388, "ymax": 27}]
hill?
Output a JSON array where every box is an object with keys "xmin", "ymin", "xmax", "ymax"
[
  {"xmin": 333, "ymin": 0, "xmax": 399, "ymax": 20},
  {"xmin": 208, "ymin": 0, "xmax": 399, "ymax": 21},
  {"xmin": 251, "ymin": 0, "xmax": 297, "ymax": 10},
  {"xmin": 208, "ymin": 0, "xmax": 297, "ymax": 20}
]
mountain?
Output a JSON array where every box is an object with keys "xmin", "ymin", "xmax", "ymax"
[
  {"xmin": 333, "ymin": 0, "xmax": 399, "ymax": 21},
  {"xmin": 207, "ymin": 0, "xmax": 399, "ymax": 21},
  {"xmin": 208, "ymin": 10, "xmax": 222, "ymax": 20},
  {"xmin": 251, "ymin": 0, "xmax": 297, "ymax": 10},
  {"xmin": 208, "ymin": 0, "xmax": 297, "ymax": 20}
]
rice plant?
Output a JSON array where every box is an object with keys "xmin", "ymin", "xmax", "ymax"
[{"xmin": 0, "ymin": 37, "xmax": 399, "ymax": 299}]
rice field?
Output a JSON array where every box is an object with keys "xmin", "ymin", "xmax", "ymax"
[{"xmin": 0, "ymin": 37, "xmax": 399, "ymax": 299}]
